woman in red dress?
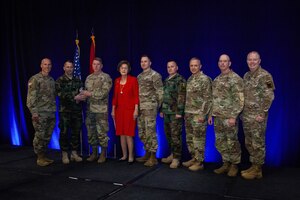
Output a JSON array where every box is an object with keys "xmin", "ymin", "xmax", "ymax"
[{"xmin": 111, "ymin": 60, "xmax": 139, "ymax": 164}]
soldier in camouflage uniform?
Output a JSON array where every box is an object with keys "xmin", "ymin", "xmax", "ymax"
[
  {"xmin": 183, "ymin": 57, "xmax": 212, "ymax": 171},
  {"xmin": 208, "ymin": 54, "xmax": 244, "ymax": 177},
  {"xmin": 160, "ymin": 60, "xmax": 186, "ymax": 169},
  {"xmin": 55, "ymin": 60, "xmax": 85, "ymax": 164},
  {"xmin": 81, "ymin": 57, "xmax": 112, "ymax": 163},
  {"xmin": 136, "ymin": 55, "xmax": 163, "ymax": 167},
  {"xmin": 240, "ymin": 51, "xmax": 275, "ymax": 180},
  {"xmin": 26, "ymin": 58, "xmax": 56, "ymax": 167}
]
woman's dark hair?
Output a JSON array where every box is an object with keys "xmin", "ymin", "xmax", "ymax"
[{"xmin": 117, "ymin": 60, "xmax": 131, "ymax": 72}]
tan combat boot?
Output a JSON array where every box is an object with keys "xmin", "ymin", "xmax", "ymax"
[
  {"xmin": 37, "ymin": 153, "xmax": 52, "ymax": 167},
  {"xmin": 170, "ymin": 158, "xmax": 180, "ymax": 169},
  {"xmin": 62, "ymin": 151, "xmax": 70, "ymax": 164},
  {"xmin": 182, "ymin": 158, "xmax": 196, "ymax": 167},
  {"xmin": 144, "ymin": 152, "xmax": 158, "ymax": 167},
  {"xmin": 241, "ymin": 164, "xmax": 263, "ymax": 180},
  {"xmin": 43, "ymin": 154, "xmax": 54, "ymax": 164},
  {"xmin": 241, "ymin": 164, "xmax": 255, "ymax": 175},
  {"xmin": 97, "ymin": 147, "xmax": 107, "ymax": 163},
  {"xmin": 70, "ymin": 151, "xmax": 82, "ymax": 162},
  {"xmin": 87, "ymin": 147, "xmax": 98, "ymax": 162},
  {"xmin": 189, "ymin": 161, "xmax": 204, "ymax": 171},
  {"xmin": 162, "ymin": 153, "xmax": 173, "ymax": 164},
  {"xmin": 136, "ymin": 151, "xmax": 150, "ymax": 163},
  {"xmin": 214, "ymin": 162, "xmax": 230, "ymax": 174},
  {"xmin": 227, "ymin": 164, "xmax": 238, "ymax": 177}
]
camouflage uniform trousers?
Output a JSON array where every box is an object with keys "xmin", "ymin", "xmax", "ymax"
[
  {"xmin": 86, "ymin": 112, "xmax": 109, "ymax": 148},
  {"xmin": 163, "ymin": 114, "xmax": 183, "ymax": 159},
  {"xmin": 241, "ymin": 113, "xmax": 268, "ymax": 165},
  {"xmin": 214, "ymin": 117, "xmax": 241, "ymax": 164},
  {"xmin": 32, "ymin": 112, "xmax": 56, "ymax": 154},
  {"xmin": 58, "ymin": 112, "xmax": 82, "ymax": 151},
  {"xmin": 137, "ymin": 109, "xmax": 158, "ymax": 153},
  {"xmin": 185, "ymin": 113, "xmax": 207, "ymax": 162}
]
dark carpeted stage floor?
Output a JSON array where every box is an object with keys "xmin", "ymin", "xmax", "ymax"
[{"xmin": 0, "ymin": 145, "xmax": 299, "ymax": 200}]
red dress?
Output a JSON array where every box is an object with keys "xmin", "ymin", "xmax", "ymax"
[{"xmin": 112, "ymin": 75, "xmax": 139, "ymax": 136}]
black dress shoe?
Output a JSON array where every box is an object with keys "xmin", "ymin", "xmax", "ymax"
[{"xmin": 118, "ymin": 158, "xmax": 127, "ymax": 162}]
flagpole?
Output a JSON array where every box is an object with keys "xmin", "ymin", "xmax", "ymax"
[
  {"xmin": 73, "ymin": 30, "xmax": 85, "ymax": 156},
  {"xmin": 89, "ymin": 28, "xmax": 96, "ymax": 74}
]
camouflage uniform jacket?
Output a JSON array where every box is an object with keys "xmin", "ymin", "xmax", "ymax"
[
  {"xmin": 185, "ymin": 71, "xmax": 212, "ymax": 119},
  {"xmin": 211, "ymin": 70, "xmax": 244, "ymax": 119},
  {"xmin": 26, "ymin": 72, "xmax": 56, "ymax": 114},
  {"xmin": 85, "ymin": 72, "xmax": 112, "ymax": 113},
  {"xmin": 161, "ymin": 73, "xmax": 186, "ymax": 115},
  {"xmin": 55, "ymin": 74, "xmax": 83, "ymax": 113},
  {"xmin": 242, "ymin": 66, "xmax": 275, "ymax": 116},
  {"xmin": 137, "ymin": 68, "xmax": 163, "ymax": 110}
]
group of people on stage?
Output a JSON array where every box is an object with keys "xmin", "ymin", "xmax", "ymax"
[{"xmin": 26, "ymin": 51, "xmax": 275, "ymax": 180}]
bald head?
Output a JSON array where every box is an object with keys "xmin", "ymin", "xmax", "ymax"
[
  {"xmin": 189, "ymin": 57, "xmax": 202, "ymax": 74},
  {"xmin": 40, "ymin": 58, "xmax": 52, "ymax": 75},
  {"xmin": 219, "ymin": 54, "xmax": 230, "ymax": 61},
  {"xmin": 247, "ymin": 51, "xmax": 261, "ymax": 72},
  {"xmin": 218, "ymin": 54, "xmax": 231, "ymax": 74},
  {"xmin": 247, "ymin": 51, "xmax": 260, "ymax": 60}
]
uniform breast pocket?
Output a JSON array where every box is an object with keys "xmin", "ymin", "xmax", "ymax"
[{"xmin": 247, "ymin": 78, "xmax": 258, "ymax": 88}]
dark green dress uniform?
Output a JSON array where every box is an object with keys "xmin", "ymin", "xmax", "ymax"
[
  {"xmin": 56, "ymin": 74, "xmax": 83, "ymax": 151},
  {"xmin": 161, "ymin": 73, "xmax": 186, "ymax": 159}
]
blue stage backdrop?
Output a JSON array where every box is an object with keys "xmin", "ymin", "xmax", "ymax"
[{"xmin": 1, "ymin": 0, "xmax": 299, "ymax": 166}]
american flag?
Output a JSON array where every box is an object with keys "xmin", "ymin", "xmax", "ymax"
[{"xmin": 73, "ymin": 38, "xmax": 81, "ymax": 79}]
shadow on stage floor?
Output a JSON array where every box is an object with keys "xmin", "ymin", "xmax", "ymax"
[{"xmin": 0, "ymin": 145, "xmax": 299, "ymax": 200}]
